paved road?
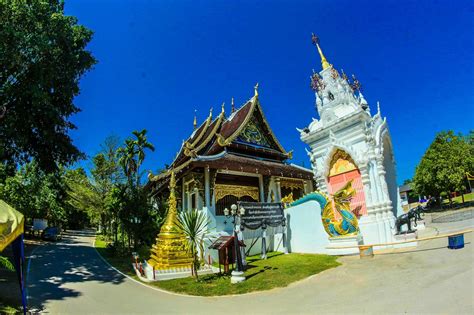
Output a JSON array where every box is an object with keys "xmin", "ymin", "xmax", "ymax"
[{"xmin": 28, "ymin": 219, "xmax": 473, "ymax": 314}]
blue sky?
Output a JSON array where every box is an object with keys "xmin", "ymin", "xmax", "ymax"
[{"xmin": 65, "ymin": 0, "xmax": 473, "ymax": 184}]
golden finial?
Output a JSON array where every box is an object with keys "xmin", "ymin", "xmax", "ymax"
[
  {"xmin": 209, "ymin": 107, "xmax": 213, "ymax": 118},
  {"xmin": 193, "ymin": 110, "xmax": 197, "ymax": 130},
  {"xmin": 254, "ymin": 83, "xmax": 259, "ymax": 97},
  {"xmin": 221, "ymin": 102, "xmax": 225, "ymax": 114},
  {"xmin": 231, "ymin": 97, "xmax": 235, "ymax": 113},
  {"xmin": 311, "ymin": 33, "xmax": 330, "ymax": 70},
  {"xmin": 169, "ymin": 170, "xmax": 176, "ymax": 190}
]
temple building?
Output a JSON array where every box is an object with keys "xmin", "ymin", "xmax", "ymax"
[
  {"xmin": 147, "ymin": 86, "xmax": 313, "ymax": 234},
  {"xmin": 298, "ymin": 34, "xmax": 404, "ymax": 247}
]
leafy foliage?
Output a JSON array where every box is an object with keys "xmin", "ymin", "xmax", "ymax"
[
  {"xmin": 413, "ymin": 131, "xmax": 474, "ymax": 200},
  {"xmin": 0, "ymin": 161, "xmax": 68, "ymax": 224},
  {"xmin": 0, "ymin": 0, "xmax": 96, "ymax": 172},
  {"xmin": 176, "ymin": 209, "xmax": 209, "ymax": 280},
  {"xmin": 0, "ymin": 255, "xmax": 14, "ymax": 271}
]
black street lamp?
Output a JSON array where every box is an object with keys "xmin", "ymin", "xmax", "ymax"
[{"xmin": 223, "ymin": 203, "xmax": 246, "ymax": 284}]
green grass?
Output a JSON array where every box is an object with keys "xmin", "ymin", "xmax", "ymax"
[
  {"xmin": 442, "ymin": 192, "xmax": 474, "ymax": 204},
  {"xmin": 94, "ymin": 238, "xmax": 341, "ymax": 296},
  {"xmin": 0, "ymin": 302, "xmax": 20, "ymax": 315},
  {"xmin": 94, "ymin": 239, "xmax": 136, "ymax": 277},
  {"xmin": 152, "ymin": 252, "xmax": 339, "ymax": 296}
]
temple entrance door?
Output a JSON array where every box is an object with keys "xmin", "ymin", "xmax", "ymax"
[{"xmin": 327, "ymin": 150, "xmax": 367, "ymax": 217}]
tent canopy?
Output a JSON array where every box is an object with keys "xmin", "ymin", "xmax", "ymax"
[{"xmin": 0, "ymin": 200, "xmax": 24, "ymax": 252}]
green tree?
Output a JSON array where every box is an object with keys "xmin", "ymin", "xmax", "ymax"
[
  {"xmin": 117, "ymin": 129, "xmax": 154, "ymax": 187},
  {"xmin": 413, "ymin": 131, "xmax": 474, "ymax": 203},
  {"xmin": 0, "ymin": 161, "xmax": 68, "ymax": 224},
  {"xmin": 115, "ymin": 130, "xmax": 156, "ymax": 250},
  {"xmin": 0, "ymin": 0, "xmax": 96, "ymax": 172},
  {"xmin": 64, "ymin": 168, "xmax": 99, "ymax": 228}
]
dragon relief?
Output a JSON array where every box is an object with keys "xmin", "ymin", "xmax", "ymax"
[{"xmin": 289, "ymin": 180, "xmax": 359, "ymax": 237}]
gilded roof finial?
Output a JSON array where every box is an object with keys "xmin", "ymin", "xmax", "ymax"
[
  {"xmin": 169, "ymin": 170, "xmax": 176, "ymax": 190},
  {"xmin": 254, "ymin": 83, "xmax": 259, "ymax": 97},
  {"xmin": 221, "ymin": 102, "xmax": 225, "ymax": 114},
  {"xmin": 311, "ymin": 33, "xmax": 330, "ymax": 70},
  {"xmin": 231, "ymin": 97, "xmax": 235, "ymax": 113},
  {"xmin": 193, "ymin": 110, "xmax": 197, "ymax": 130},
  {"xmin": 209, "ymin": 107, "xmax": 213, "ymax": 118}
]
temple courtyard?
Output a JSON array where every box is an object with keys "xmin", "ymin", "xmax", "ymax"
[{"xmin": 25, "ymin": 211, "xmax": 473, "ymax": 314}]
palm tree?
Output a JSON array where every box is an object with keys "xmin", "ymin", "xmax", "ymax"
[
  {"xmin": 132, "ymin": 129, "xmax": 155, "ymax": 187},
  {"xmin": 176, "ymin": 209, "xmax": 209, "ymax": 281},
  {"xmin": 117, "ymin": 138, "xmax": 137, "ymax": 185}
]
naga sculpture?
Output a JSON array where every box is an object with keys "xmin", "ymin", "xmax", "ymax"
[{"xmin": 290, "ymin": 180, "xmax": 359, "ymax": 237}]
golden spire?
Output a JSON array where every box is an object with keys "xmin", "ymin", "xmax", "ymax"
[
  {"xmin": 254, "ymin": 83, "xmax": 259, "ymax": 97},
  {"xmin": 147, "ymin": 170, "xmax": 193, "ymax": 270},
  {"xmin": 231, "ymin": 97, "xmax": 235, "ymax": 113},
  {"xmin": 311, "ymin": 33, "xmax": 330, "ymax": 70},
  {"xmin": 193, "ymin": 110, "xmax": 197, "ymax": 130},
  {"xmin": 221, "ymin": 102, "xmax": 225, "ymax": 114}
]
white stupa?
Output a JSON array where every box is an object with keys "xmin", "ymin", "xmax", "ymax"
[{"xmin": 298, "ymin": 34, "xmax": 404, "ymax": 247}]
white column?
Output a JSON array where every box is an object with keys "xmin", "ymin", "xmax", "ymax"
[
  {"xmin": 181, "ymin": 179, "xmax": 186, "ymax": 211},
  {"xmin": 186, "ymin": 186, "xmax": 192, "ymax": 211},
  {"xmin": 359, "ymin": 165, "xmax": 373, "ymax": 215},
  {"xmin": 275, "ymin": 178, "xmax": 282, "ymax": 202},
  {"xmin": 204, "ymin": 167, "xmax": 211, "ymax": 207},
  {"xmin": 258, "ymin": 175, "xmax": 265, "ymax": 202}
]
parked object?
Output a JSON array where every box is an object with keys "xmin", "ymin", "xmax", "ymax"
[
  {"xmin": 41, "ymin": 226, "xmax": 62, "ymax": 241},
  {"xmin": 448, "ymin": 234, "xmax": 464, "ymax": 249}
]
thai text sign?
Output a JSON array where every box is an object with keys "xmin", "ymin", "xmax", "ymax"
[{"xmin": 238, "ymin": 202, "xmax": 285, "ymax": 230}]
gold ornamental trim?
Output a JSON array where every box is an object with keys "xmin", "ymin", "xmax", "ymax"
[
  {"xmin": 328, "ymin": 150, "xmax": 358, "ymax": 177},
  {"xmin": 186, "ymin": 109, "xmax": 213, "ymax": 150},
  {"xmin": 280, "ymin": 178, "xmax": 305, "ymax": 190},
  {"xmin": 215, "ymin": 184, "xmax": 259, "ymax": 202},
  {"xmin": 187, "ymin": 109, "xmax": 225, "ymax": 156}
]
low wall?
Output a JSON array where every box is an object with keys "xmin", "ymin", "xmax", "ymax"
[{"xmin": 284, "ymin": 199, "xmax": 330, "ymax": 254}]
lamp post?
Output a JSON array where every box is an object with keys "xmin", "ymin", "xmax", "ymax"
[{"xmin": 223, "ymin": 204, "xmax": 246, "ymax": 284}]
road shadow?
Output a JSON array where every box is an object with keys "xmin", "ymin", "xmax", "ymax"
[{"xmin": 27, "ymin": 230, "xmax": 126, "ymax": 313}]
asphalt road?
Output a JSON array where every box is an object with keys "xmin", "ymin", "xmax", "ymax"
[{"xmin": 27, "ymin": 218, "xmax": 473, "ymax": 315}]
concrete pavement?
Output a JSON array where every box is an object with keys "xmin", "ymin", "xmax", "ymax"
[{"xmin": 27, "ymin": 218, "xmax": 473, "ymax": 314}]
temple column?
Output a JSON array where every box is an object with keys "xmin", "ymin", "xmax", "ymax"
[
  {"xmin": 303, "ymin": 180, "xmax": 313, "ymax": 194},
  {"xmin": 186, "ymin": 185, "xmax": 192, "ymax": 211},
  {"xmin": 204, "ymin": 167, "xmax": 211, "ymax": 207},
  {"xmin": 360, "ymin": 166, "xmax": 374, "ymax": 216},
  {"xmin": 275, "ymin": 178, "xmax": 282, "ymax": 202},
  {"xmin": 258, "ymin": 175, "xmax": 265, "ymax": 202},
  {"xmin": 181, "ymin": 179, "xmax": 186, "ymax": 211}
]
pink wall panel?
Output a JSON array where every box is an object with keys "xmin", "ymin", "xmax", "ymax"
[{"xmin": 327, "ymin": 169, "xmax": 367, "ymax": 218}]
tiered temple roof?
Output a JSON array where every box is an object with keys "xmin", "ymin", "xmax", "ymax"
[{"xmin": 147, "ymin": 89, "xmax": 313, "ymax": 194}]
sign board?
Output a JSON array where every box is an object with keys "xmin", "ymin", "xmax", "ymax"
[
  {"xmin": 208, "ymin": 236, "xmax": 233, "ymax": 250},
  {"xmin": 238, "ymin": 202, "xmax": 285, "ymax": 230}
]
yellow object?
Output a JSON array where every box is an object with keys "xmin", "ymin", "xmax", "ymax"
[
  {"xmin": 315, "ymin": 42, "xmax": 330, "ymax": 70},
  {"xmin": 321, "ymin": 180, "xmax": 359, "ymax": 236},
  {"xmin": 328, "ymin": 150, "xmax": 357, "ymax": 177},
  {"xmin": 193, "ymin": 110, "xmax": 197, "ymax": 130},
  {"xmin": 214, "ymin": 184, "xmax": 259, "ymax": 202},
  {"xmin": 281, "ymin": 193, "xmax": 294, "ymax": 207},
  {"xmin": 148, "ymin": 172, "xmax": 193, "ymax": 269},
  {"xmin": 0, "ymin": 200, "xmax": 24, "ymax": 252}
]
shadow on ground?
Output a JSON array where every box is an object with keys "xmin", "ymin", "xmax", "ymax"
[{"xmin": 27, "ymin": 231, "xmax": 126, "ymax": 312}]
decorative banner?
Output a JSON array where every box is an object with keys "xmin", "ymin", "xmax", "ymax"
[{"xmin": 238, "ymin": 202, "xmax": 285, "ymax": 230}]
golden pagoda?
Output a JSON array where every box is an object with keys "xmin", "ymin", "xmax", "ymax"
[{"xmin": 148, "ymin": 171, "xmax": 193, "ymax": 270}]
